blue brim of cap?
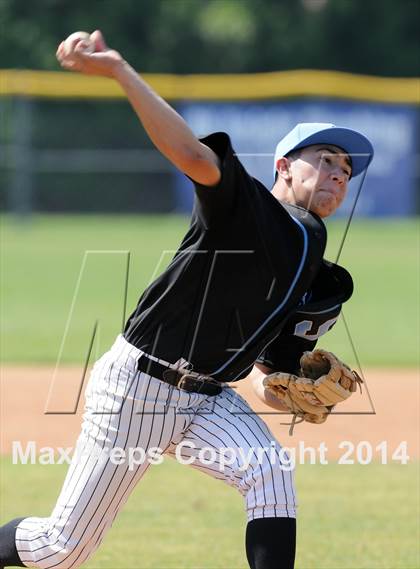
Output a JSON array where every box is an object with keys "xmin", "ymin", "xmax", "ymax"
[{"xmin": 293, "ymin": 127, "xmax": 374, "ymax": 177}]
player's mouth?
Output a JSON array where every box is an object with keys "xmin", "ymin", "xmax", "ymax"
[{"xmin": 317, "ymin": 188, "xmax": 337, "ymax": 198}]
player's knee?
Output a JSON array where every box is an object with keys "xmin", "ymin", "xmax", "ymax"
[
  {"xmin": 241, "ymin": 446, "xmax": 296, "ymax": 516},
  {"xmin": 27, "ymin": 530, "xmax": 99, "ymax": 569},
  {"xmin": 55, "ymin": 534, "xmax": 101, "ymax": 569}
]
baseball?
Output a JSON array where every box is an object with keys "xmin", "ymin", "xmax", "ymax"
[{"xmin": 63, "ymin": 31, "xmax": 95, "ymax": 58}]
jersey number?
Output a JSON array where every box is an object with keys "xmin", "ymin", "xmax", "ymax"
[{"xmin": 294, "ymin": 317, "xmax": 338, "ymax": 341}]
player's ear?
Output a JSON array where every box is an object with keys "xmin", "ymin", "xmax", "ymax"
[{"xmin": 276, "ymin": 157, "xmax": 292, "ymax": 181}]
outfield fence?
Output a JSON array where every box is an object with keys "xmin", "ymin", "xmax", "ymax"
[{"xmin": 1, "ymin": 69, "xmax": 419, "ymax": 216}]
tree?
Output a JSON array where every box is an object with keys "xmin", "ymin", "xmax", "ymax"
[{"xmin": 0, "ymin": 0, "xmax": 418, "ymax": 76}]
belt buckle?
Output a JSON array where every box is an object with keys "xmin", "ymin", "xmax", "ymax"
[
  {"xmin": 176, "ymin": 372, "xmax": 195, "ymax": 391},
  {"xmin": 177, "ymin": 372, "xmax": 221, "ymax": 393}
]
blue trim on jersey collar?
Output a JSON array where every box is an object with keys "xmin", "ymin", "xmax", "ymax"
[
  {"xmin": 296, "ymin": 303, "xmax": 341, "ymax": 315},
  {"xmin": 211, "ymin": 214, "xmax": 309, "ymax": 377}
]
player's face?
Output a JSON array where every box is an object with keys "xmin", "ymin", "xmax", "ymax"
[{"xmin": 289, "ymin": 144, "xmax": 351, "ymax": 217}]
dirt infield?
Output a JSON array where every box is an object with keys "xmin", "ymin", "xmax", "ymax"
[{"xmin": 1, "ymin": 366, "xmax": 418, "ymax": 459}]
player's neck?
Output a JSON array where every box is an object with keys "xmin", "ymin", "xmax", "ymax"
[{"xmin": 271, "ymin": 180, "xmax": 296, "ymax": 206}]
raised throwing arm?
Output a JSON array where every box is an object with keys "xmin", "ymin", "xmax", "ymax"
[{"xmin": 56, "ymin": 30, "xmax": 221, "ymax": 187}]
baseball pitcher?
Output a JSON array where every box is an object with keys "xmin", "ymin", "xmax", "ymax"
[{"xmin": 0, "ymin": 30, "xmax": 373, "ymax": 569}]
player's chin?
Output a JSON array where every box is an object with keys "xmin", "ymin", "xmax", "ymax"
[{"xmin": 312, "ymin": 193, "xmax": 339, "ymax": 218}]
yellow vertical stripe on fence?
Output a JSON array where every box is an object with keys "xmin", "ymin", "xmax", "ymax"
[{"xmin": 0, "ymin": 69, "xmax": 419, "ymax": 103}]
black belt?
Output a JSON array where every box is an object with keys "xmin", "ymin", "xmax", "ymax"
[{"xmin": 137, "ymin": 356, "xmax": 223, "ymax": 396}]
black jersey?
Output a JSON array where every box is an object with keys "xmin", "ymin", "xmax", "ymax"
[
  {"xmin": 256, "ymin": 260, "xmax": 353, "ymax": 374},
  {"xmin": 124, "ymin": 132, "xmax": 352, "ymax": 382}
]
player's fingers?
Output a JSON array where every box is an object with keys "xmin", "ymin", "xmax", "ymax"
[
  {"xmin": 59, "ymin": 58, "xmax": 73, "ymax": 69},
  {"xmin": 91, "ymin": 29, "xmax": 107, "ymax": 52},
  {"xmin": 56, "ymin": 41, "xmax": 64, "ymax": 59},
  {"xmin": 75, "ymin": 40, "xmax": 88, "ymax": 50},
  {"xmin": 65, "ymin": 36, "xmax": 86, "ymax": 55},
  {"xmin": 62, "ymin": 44, "xmax": 93, "ymax": 70},
  {"xmin": 74, "ymin": 40, "xmax": 94, "ymax": 55},
  {"xmin": 59, "ymin": 59, "xmax": 82, "ymax": 72}
]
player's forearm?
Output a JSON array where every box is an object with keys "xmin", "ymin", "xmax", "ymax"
[
  {"xmin": 250, "ymin": 367, "xmax": 290, "ymax": 412},
  {"xmin": 113, "ymin": 61, "xmax": 220, "ymax": 185}
]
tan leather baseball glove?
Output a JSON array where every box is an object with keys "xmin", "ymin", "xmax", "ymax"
[{"xmin": 263, "ymin": 349, "xmax": 363, "ymax": 434}]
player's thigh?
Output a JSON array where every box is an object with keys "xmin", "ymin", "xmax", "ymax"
[
  {"xmin": 16, "ymin": 358, "xmax": 195, "ymax": 569},
  {"xmin": 166, "ymin": 388, "xmax": 297, "ymax": 517},
  {"xmin": 55, "ymin": 358, "xmax": 193, "ymax": 520}
]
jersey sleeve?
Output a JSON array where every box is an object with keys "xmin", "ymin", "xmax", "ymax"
[
  {"xmin": 257, "ymin": 260, "xmax": 354, "ymax": 374},
  {"xmin": 256, "ymin": 334, "xmax": 317, "ymax": 374},
  {"xmin": 191, "ymin": 132, "xmax": 255, "ymax": 226}
]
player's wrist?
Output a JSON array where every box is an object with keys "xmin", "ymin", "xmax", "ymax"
[
  {"xmin": 251, "ymin": 369, "xmax": 272, "ymax": 399},
  {"xmin": 112, "ymin": 59, "xmax": 135, "ymax": 82},
  {"xmin": 252, "ymin": 373, "xmax": 290, "ymax": 412}
]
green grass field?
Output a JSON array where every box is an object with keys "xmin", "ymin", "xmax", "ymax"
[
  {"xmin": 0, "ymin": 458, "xmax": 418, "ymax": 569},
  {"xmin": 1, "ymin": 214, "xmax": 419, "ymax": 569},
  {"xmin": 1, "ymin": 215, "xmax": 418, "ymax": 366}
]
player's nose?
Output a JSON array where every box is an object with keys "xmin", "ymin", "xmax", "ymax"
[{"xmin": 330, "ymin": 168, "xmax": 346, "ymax": 186}]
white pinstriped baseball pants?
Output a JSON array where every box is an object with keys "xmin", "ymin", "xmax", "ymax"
[{"xmin": 15, "ymin": 335, "xmax": 296, "ymax": 569}]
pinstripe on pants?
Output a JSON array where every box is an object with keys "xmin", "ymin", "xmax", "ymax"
[{"xmin": 15, "ymin": 335, "xmax": 296, "ymax": 569}]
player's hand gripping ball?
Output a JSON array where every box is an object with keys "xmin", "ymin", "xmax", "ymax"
[
  {"xmin": 62, "ymin": 31, "xmax": 95, "ymax": 61},
  {"xmin": 57, "ymin": 30, "xmax": 122, "ymax": 78}
]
